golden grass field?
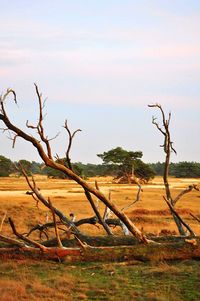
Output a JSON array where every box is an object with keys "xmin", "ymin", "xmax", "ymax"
[
  {"xmin": 0, "ymin": 175, "xmax": 200, "ymax": 238},
  {"xmin": 0, "ymin": 176, "xmax": 200, "ymax": 301}
]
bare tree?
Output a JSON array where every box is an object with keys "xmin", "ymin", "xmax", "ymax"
[
  {"xmin": 0, "ymin": 85, "xmax": 147, "ymax": 243},
  {"xmin": 0, "ymin": 89, "xmax": 200, "ymax": 262},
  {"xmin": 148, "ymin": 103, "xmax": 198, "ymax": 236}
]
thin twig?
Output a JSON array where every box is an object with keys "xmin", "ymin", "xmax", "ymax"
[
  {"xmin": 173, "ymin": 185, "xmax": 199, "ymax": 206},
  {"xmin": 121, "ymin": 184, "xmax": 142, "ymax": 211},
  {"xmin": 74, "ymin": 235, "xmax": 88, "ymax": 250},
  {"xmin": 0, "ymin": 211, "xmax": 7, "ymax": 233},
  {"xmin": 48, "ymin": 198, "xmax": 63, "ymax": 248},
  {"xmin": 64, "ymin": 119, "xmax": 81, "ymax": 170},
  {"xmin": 190, "ymin": 213, "xmax": 200, "ymax": 224},
  {"xmin": 34, "ymin": 83, "xmax": 53, "ymax": 159},
  {"xmin": 0, "ymin": 86, "xmax": 148, "ymax": 242}
]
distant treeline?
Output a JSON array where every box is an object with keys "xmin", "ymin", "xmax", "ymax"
[
  {"xmin": 150, "ymin": 161, "xmax": 200, "ymax": 178},
  {"xmin": 1, "ymin": 155, "xmax": 200, "ymax": 179}
]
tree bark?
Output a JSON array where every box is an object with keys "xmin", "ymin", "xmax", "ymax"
[{"xmin": 1, "ymin": 237, "xmax": 200, "ymax": 262}]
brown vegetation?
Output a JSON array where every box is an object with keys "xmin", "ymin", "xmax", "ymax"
[{"xmin": 0, "ymin": 176, "xmax": 200, "ymax": 237}]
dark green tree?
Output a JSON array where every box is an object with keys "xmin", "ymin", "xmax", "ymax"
[
  {"xmin": 171, "ymin": 161, "xmax": 200, "ymax": 178},
  {"xmin": 149, "ymin": 162, "xmax": 165, "ymax": 176},
  {"xmin": 0, "ymin": 155, "xmax": 13, "ymax": 177},
  {"xmin": 133, "ymin": 159, "xmax": 156, "ymax": 182},
  {"xmin": 97, "ymin": 147, "xmax": 155, "ymax": 183},
  {"xmin": 74, "ymin": 162, "xmax": 117, "ymax": 178},
  {"xmin": 97, "ymin": 147, "xmax": 142, "ymax": 164}
]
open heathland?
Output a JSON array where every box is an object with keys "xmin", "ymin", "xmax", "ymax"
[
  {"xmin": 0, "ymin": 176, "xmax": 200, "ymax": 300},
  {"xmin": 0, "ymin": 175, "xmax": 200, "ymax": 237}
]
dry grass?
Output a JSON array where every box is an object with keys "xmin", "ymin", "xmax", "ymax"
[
  {"xmin": 0, "ymin": 175, "xmax": 200, "ymax": 237},
  {"xmin": 0, "ymin": 175, "xmax": 200, "ymax": 300},
  {"xmin": 0, "ymin": 260, "xmax": 75, "ymax": 301}
]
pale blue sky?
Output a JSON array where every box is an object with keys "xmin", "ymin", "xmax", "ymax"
[{"xmin": 0, "ymin": 1, "xmax": 200, "ymax": 163}]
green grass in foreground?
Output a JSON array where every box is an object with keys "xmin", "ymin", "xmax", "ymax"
[{"xmin": 0, "ymin": 259, "xmax": 200, "ymax": 301}]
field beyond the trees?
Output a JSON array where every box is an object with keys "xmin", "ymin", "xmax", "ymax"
[
  {"xmin": 0, "ymin": 175, "xmax": 199, "ymax": 236},
  {"xmin": 0, "ymin": 176, "xmax": 200, "ymax": 300}
]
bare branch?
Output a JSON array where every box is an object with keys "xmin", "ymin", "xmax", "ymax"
[
  {"xmin": 0, "ymin": 86, "xmax": 149, "ymax": 242},
  {"xmin": 64, "ymin": 119, "xmax": 81, "ymax": 170},
  {"xmin": 12, "ymin": 134, "xmax": 19, "ymax": 148},
  {"xmin": 170, "ymin": 142, "xmax": 177, "ymax": 155},
  {"xmin": 74, "ymin": 235, "xmax": 88, "ymax": 250},
  {"xmin": 48, "ymin": 198, "xmax": 63, "ymax": 248},
  {"xmin": 0, "ymin": 127, "xmax": 9, "ymax": 133},
  {"xmin": 26, "ymin": 223, "xmax": 49, "ymax": 240},
  {"xmin": 148, "ymin": 103, "xmax": 175, "ymax": 201},
  {"xmin": 26, "ymin": 120, "xmax": 38, "ymax": 130},
  {"xmin": 0, "ymin": 211, "xmax": 7, "ymax": 233},
  {"xmin": 18, "ymin": 165, "xmax": 81, "ymax": 235},
  {"xmin": 152, "ymin": 116, "xmax": 166, "ymax": 136},
  {"xmin": 1, "ymin": 88, "xmax": 17, "ymax": 104},
  {"xmin": 190, "ymin": 213, "xmax": 200, "ymax": 224},
  {"xmin": 8, "ymin": 217, "xmax": 47, "ymax": 251},
  {"xmin": 148, "ymin": 104, "xmax": 196, "ymax": 236},
  {"xmin": 164, "ymin": 197, "xmax": 195, "ymax": 237},
  {"xmin": 148, "ymin": 104, "xmax": 159, "ymax": 108},
  {"xmin": 84, "ymin": 189, "xmax": 113, "ymax": 235},
  {"xmin": 103, "ymin": 190, "xmax": 112, "ymax": 220},
  {"xmin": 95, "ymin": 180, "xmax": 100, "ymax": 190},
  {"xmin": 173, "ymin": 185, "xmax": 199, "ymax": 206},
  {"xmin": 167, "ymin": 111, "xmax": 172, "ymax": 125},
  {"xmin": 47, "ymin": 132, "xmax": 60, "ymax": 142},
  {"xmin": 34, "ymin": 83, "xmax": 53, "ymax": 159},
  {"xmin": 121, "ymin": 184, "xmax": 142, "ymax": 212}
]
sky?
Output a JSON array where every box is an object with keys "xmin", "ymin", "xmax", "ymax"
[{"xmin": 0, "ymin": 0, "xmax": 200, "ymax": 164}]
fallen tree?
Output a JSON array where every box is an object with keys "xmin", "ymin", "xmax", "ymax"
[
  {"xmin": 0, "ymin": 234, "xmax": 200, "ymax": 262},
  {"xmin": 0, "ymin": 87, "xmax": 199, "ymax": 262}
]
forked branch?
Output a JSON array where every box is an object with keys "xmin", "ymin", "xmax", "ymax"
[
  {"xmin": 0, "ymin": 85, "xmax": 149, "ymax": 243},
  {"xmin": 64, "ymin": 119, "xmax": 81, "ymax": 170},
  {"xmin": 8, "ymin": 217, "xmax": 47, "ymax": 251},
  {"xmin": 18, "ymin": 164, "xmax": 80, "ymax": 235},
  {"xmin": 149, "ymin": 103, "xmax": 196, "ymax": 236},
  {"xmin": 173, "ymin": 184, "xmax": 199, "ymax": 206}
]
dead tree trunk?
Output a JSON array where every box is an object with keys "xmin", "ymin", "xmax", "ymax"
[
  {"xmin": 1, "ymin": 236, "xmax": 200, "ymax": 262},
  {"xmin": 0, "ymin": 86, "xmax": 148, "ymax": 243},
  {"xmin": 148, "ymin": 104, "xmax": 198, "ymax": 236},
  {"xmin": 0, "ymin": 88, "xmax": 200, "ymax": 262}
]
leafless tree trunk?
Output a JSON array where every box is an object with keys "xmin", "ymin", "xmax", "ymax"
[
  {"xmin": 0, "ymin": 85, "xmax": 148, "ymax": 243},
  {"xmin": 0, "ymin": 88, "xmax": 200, "ymax": 262},
  {"xmin": 148, "ymin": 104, "xmax": 197, "ymax": 236}
]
